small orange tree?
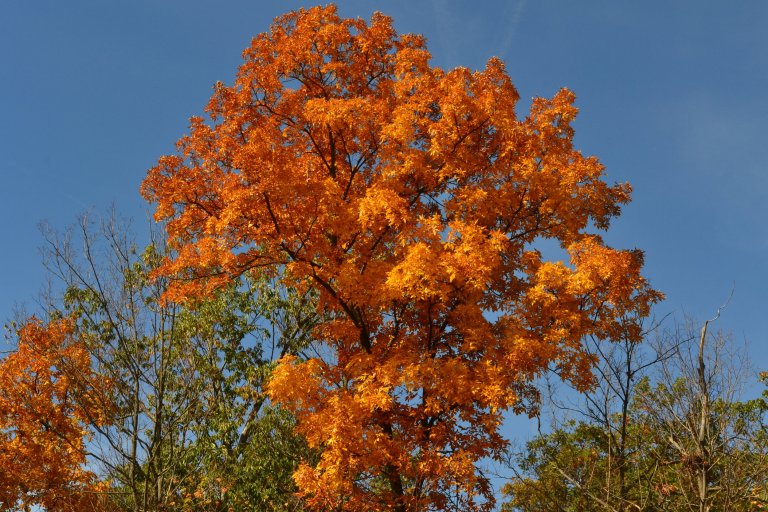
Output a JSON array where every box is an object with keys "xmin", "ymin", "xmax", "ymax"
[
  {"xmin": 142, "ymin": 5, "xmax": 661, "ymax": 510},
  {"xmin": 0, "ymin": 318, "xmax": 111, "ymax": 511}
]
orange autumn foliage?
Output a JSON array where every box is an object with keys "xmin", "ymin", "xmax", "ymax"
[
  {"xmin": 0, "ymin": 318, "xmax": 110, "ymax": 511},
  {"xmin": 142, "ymin": 5, "xmax": 662, "ymax": 511}
]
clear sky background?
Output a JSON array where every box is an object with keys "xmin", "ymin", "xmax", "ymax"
[{"xmin": 2, "ymin": 1, "xmax": 767, "ymax": 436}]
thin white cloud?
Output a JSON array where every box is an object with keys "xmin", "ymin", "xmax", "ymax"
[
  {"xmin": 430, "ymin": 0, "xmax": 461, "ymax": 66},
  {"xmin": 430, "ymin": 0, "xmax": 526, "ymax": 66},
  {"xmin": 496, "ymin": 0, "xmax": 527, "ymax": 61}
]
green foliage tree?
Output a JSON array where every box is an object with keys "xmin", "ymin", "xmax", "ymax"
[
  {"xmin": 169, "ymin": 271, "xmax": 321, "ymax": 511},
  {"xmin": 39, "ymin": 212, "xmax": 321, "ymax": 511},
  {"xmin": 502, "ymin": 421, "xmax": 615, "ymax": 512},
  {"xmin": 501, "ymin": 404, "xmax": 661, "ymax": 511},
  {"xmin": 502, "ymin": 318, "xmax": 768, "ymax": 512}
]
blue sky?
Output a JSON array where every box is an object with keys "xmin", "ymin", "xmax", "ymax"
[{"xmin": 2, "ymin": 0, "xmax": 767, "ymax": 425}]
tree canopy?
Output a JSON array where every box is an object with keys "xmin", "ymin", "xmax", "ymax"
[
  {"xmin": 0, "ymin": 318, "xmax": 110, "ymax": 511},
  {"xmin": 142, "ymin": 5, "xmax": 661, "ymax": 510}
]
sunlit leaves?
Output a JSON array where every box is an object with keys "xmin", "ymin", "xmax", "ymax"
[
  {"xmin": 0, "ymin": 318, "xmax": 109, "ymax": 511},
  {"xmin": 142, "ymin": 5, "xmax": 661, "ymax": 510}
]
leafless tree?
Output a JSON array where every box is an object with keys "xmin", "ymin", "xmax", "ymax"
[{"xmin": 639, "ymin": 312, "xmax": 768, "ymax": 511}]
